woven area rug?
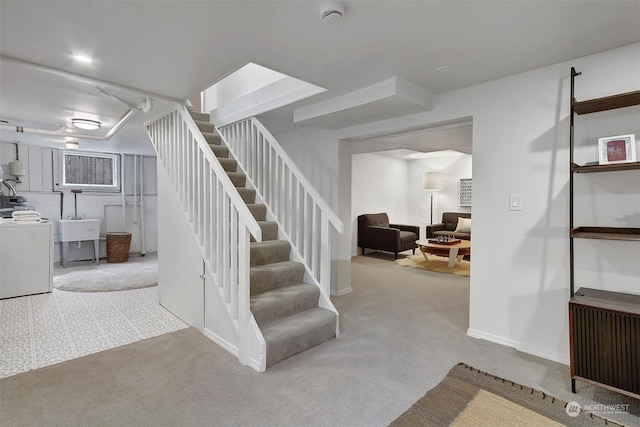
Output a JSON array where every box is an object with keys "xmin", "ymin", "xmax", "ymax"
[
  {"xmin": 389, "ymin": 363, "xmax": 622, "ymax": 426},
  {"xmin": 54, "ymin": 255, "xmax": 157, "ymax": 292},
  {"xmin": 395, "ymin": 255, "xmax": 470, "ymax": 277}
]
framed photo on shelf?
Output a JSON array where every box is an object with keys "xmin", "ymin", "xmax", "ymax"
[{"xmin": 598, "ymin": 134, "xmax": 636, "ymax": 165}]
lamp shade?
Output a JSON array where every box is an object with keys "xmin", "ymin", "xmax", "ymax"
[{"xmin": 423, "ymin": 172, "xmax": 443, "ymax": 191}]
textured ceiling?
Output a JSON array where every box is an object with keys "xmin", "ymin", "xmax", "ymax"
[{"xmin": 1, "ymin": 1, "xmax": 639, "ymax": 154}]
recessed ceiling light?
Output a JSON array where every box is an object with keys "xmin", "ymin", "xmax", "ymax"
[
  {"xmin": 71, "ymin": 118, "xmax": 101, "ymax": 130},
  {"xmin": 65, "ymin": 141, "xmax": 79, "ymax": 150},
  {"xmin": 73, "ymin": 54, "xmax": 93, "ymax": 64}
]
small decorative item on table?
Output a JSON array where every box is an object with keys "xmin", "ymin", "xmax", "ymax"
[
  {"xmin": 428, "ymin": 235, "xmax": 462, "ymax": 245},
  {"xmin": 598, "ymin": 134, "xmax": 636, "ymax": 165}
]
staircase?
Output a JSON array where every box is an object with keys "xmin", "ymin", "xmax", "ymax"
[{"xmin": 182, "ymin": 111, "xmax": 337, "ymax": 368}]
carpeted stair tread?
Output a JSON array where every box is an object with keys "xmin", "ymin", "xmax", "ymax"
[
  {"xmin": 237, "ymin": 188, "xmax": 256, "ymax": 204},
  {"xmin": 251, "ymin": 221, "xmax": 278, "ymax": 242},
  {"xmin": 262, "ymin": 307, "xmax": 337, "ymax": 368},
  {"xmin": 250, "ymin": 240, "xmax": 291, "ymax": 266},
  {"xmin": 189, "ymin": 111, "xmax": 209, "ymax": 122},
  {"xmin": 218, "ymin": 158, "xmax": 237, "ymax": 172},
  {"xmin": 203, "ymin": 132, "xmax": 222, "ymax": 145},
  {"xmin": 195, "ymin": 120, "xmax": 215, "ymax": 133},
  {"xmin": 250, "ymin": 261, "xmax": 305, "ymax": 294},
  {"xmin": 210, "ymin": 144, "xmax": 228, "ymax": 158},
  {"xmin": 227, "ymin": 172, "xmax": 246, "ymax": 187},
  {"xmin": 247, "ymin": 204, "xmax": 267, "ymax": 221},
  {"xmin": 251, "ymin": 283, "xmax": 320, "ymax": 327}
]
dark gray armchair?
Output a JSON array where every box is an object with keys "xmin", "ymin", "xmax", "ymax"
[
  {"xmin": 426, "ymin": 212, "xmax": 471, "ymax": 240},
  {"xmin": 358, "ymin": 213, "xmax": 419, "ymax": 259}
]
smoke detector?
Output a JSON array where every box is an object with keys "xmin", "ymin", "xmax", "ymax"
[
  {"xmin": 320, "ymin": 2, "xmax": 344, "ymax": 22},
  {"xmin": 136, "ymin": 97, "xmax": 153, "ymax": 113}
]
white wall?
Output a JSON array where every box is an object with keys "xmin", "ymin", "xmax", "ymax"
[
  {"xmin": 0, "ymin": 143, "xmax": 157, "ymax": 263},
  {"xmin": 407, "ymin": 154, "xmax": 472, "ymax": 239},
  {"xmin": 271, "ymin": 126, "xmax": 340, "ymax": 208},
  {"xmin": 351, "ymin": 153, "xmax": 409, "ymax": 253},
  {"xmin": 273, "ymin": 42, "xmax": 640, "ymax": 365},
  {"xmin": 157, "ymin": 163, "xmax": 205, "ymax": 330}
]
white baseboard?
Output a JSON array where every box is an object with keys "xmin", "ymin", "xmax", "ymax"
[
  {"xmin": 515, "ymin": 341, "xmax": 569, "ymax": 365},
  {"xmin": 467, "ymin": 328, "xmax": 569, "ymax": 366},
  {"xmin": 203, "ymin": 328, "xmax": 239, "ymax": 357},
  {"xmin": 467, "ymin": 328, "xmax": 518, "ymax": 348},
  {"xmin": 332, "ymin": 287, "xmax": 352, "ymax": 297},
  {"xmin": 246, "ymin": 357, "xmax": 265, "ymax": 373}
]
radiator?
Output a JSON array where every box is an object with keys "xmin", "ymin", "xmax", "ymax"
[{"xmin": 570, "ymin": 288, "xmax": 640, "ymax": 397}]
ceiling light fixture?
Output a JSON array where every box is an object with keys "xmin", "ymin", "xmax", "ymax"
[
  {"xmin": 73, "ymin": 54, "xmax": 93, "ymax": 64},
  {"xmin": 71, "ymin": 118, "xmax": 101, "ymax": 130},
  {"xmin": 65, "ymin": 141, "xmax": 79, "ymax": 150},
  {"xmin": 320, "ymin": 1, "xmax": 344, "ymax": 22}
]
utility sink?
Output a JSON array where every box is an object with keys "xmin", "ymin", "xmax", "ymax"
[
  {"xmin": 58, "ymin": 218, "xmax": 102, "ymax": 267},
  {"xmin": 58, "ymin": 218, "xmax": 101, "ymax": 242}
]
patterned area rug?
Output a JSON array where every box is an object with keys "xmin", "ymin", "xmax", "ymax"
[
  {"xmin": 389, "ymin": 363, "xmax": 623, "ymax": 426},
  {"xmin": 54, "ymin": 255, "xmax": 157, "ymax": 292},
  {"xmin": 395, "ymin": 255, "xmax": 470, "ymax": 277}
]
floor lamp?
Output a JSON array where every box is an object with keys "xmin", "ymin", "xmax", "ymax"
[{"xmin": 423, "ymin": 172, "xmax": 443, "ymax": 224}]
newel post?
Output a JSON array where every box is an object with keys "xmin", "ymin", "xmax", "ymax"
[
  {"xmin": 320, "ymin": 212, "xmax": 331, "ymax": 296},
  {"xmin": 237, "ymin": 223, "xmax": 251, "ymax": 366}
]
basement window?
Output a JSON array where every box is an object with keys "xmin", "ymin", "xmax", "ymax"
[{"xmin": 61, "ymin": 151, "xmax": 119, "ymax": 191}]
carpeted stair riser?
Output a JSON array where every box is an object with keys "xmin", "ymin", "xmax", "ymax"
[
  {"xmin": 251, "ymin": 283, "xmax": 320, "ymax": 327},
  {"xmin": 250, "ymin": 240, "xmax": 291, "ymax": 266},
  {"xmin": 250, "ymin": 260, "xmax": 305, "ymax": 294},
  {"xmin": 218, "ymin": 158, "xmax": 237, "ymax": 172},
  {"xmin": 195, "ymin": 120, "xmax": 215, "ymax": 133},
  {"xmin": 247, "ymin": 204, "xmax": 267, "ymax": 221},
  {"xmin": 189, "ymin": 111, "xmax": 210, "ymax": 122},
  {"xmin": 252, "ymin": 221, "xmax": 278, "ymax": 242},
  {"xmin": 203, "ymin": 132, "xmax": 222, "ymax": 145},
  {"xmin": 210, "ymin": 144, "xmax": 229, "ymax": 158},
  {"xmin": 263, "ymin": 308, "xmax": 336, "ymax": 368},
  {"xmin": 227, "ymin": 172, "xmax": 246, "ymax": 187},
  {"xmin": 237, "ymin": 188, "xmax": 256, "ymax": 204}
]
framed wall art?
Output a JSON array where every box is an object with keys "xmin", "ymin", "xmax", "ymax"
[
  {"xmin": 459, "ymin": 178, "xmax": 472, "ymax": 207},
  {"xmin": 598, "ymin": 134, "xmax": 636, "ymax": 165}
]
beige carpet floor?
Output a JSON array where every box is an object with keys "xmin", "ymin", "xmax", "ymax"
[{"xmin": 1, "ymin": 252, "xmax": 638, "ymax": 426}]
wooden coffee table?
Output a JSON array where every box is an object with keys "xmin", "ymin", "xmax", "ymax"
[{"xmin": 415, "ymin": 239, "xmax": 471, "ymax": 268}]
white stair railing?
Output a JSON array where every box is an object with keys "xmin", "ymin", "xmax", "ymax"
[
  {"xmin": 218, "ymin": 118, "xmax": 343, "ymax": 300},
  {"xmin": 146, "ymin": 105, "xmax": 263, "ymax": 367}
]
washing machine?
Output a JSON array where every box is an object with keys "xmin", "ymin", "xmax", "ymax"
[{"xmin": 0, "ymin": 219, "xmax": 54, "ymax": 298}]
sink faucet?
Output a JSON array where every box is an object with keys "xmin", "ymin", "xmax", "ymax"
[
  {"xmin": 0, "ymin": 179, "xmax": 16, "ymax": 196},
  {"xmin": 0, "ymin": 167, "xmax": 16, "ymax": 196},
  {"xmin": 72, "ymin": 189, "xmax": 83, "ymax": 220}
]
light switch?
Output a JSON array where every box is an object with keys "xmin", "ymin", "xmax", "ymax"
[{"xmin": 510, "ymin": 194, "xmax": 522, "ymax": 211}]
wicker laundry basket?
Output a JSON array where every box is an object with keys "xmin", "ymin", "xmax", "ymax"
[{"xmin": 106, "ymin": 232, "xmax": 132, "ymax": 263}]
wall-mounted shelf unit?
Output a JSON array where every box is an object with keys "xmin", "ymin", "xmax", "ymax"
[
  {"xmin": 571, "ymin": 161, "xmax": 640, "ymax": 173},
  {"xmin": 568, "ymin": 67, "xmax": 640, "ymax": 399},
  {"xmin": 573, "ymin": 90, "xmax": 640, "ymax": 115}
]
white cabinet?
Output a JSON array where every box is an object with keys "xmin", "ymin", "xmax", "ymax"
[{"xmin": 0, "ymin": 220, "xmax": 54, "ymax": 298}]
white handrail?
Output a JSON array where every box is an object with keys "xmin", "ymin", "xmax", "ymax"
[
  {"xmin": 218, "ymin": 117, "xmax": 343, "ymax": 297},
  {"xmin": 146, "ymin": 105, "xmax": 262, "ymax": 365}
]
